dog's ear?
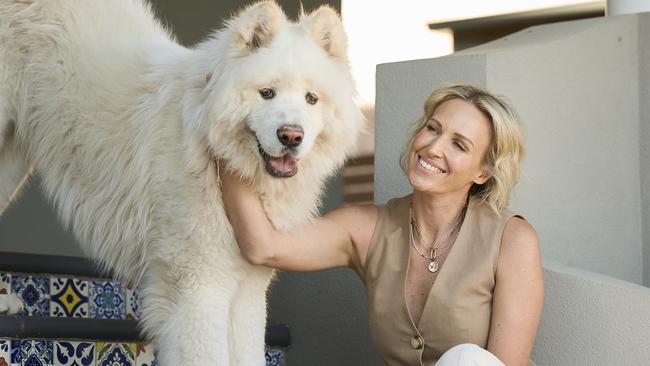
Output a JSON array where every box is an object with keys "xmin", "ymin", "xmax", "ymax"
[
  {"xmin": 228, "ymin": 1, "xmax": 286, "ymax": 53},
  {"xmin": 301, "ymin": 5, "xmax": 347, "ymax": 61}
]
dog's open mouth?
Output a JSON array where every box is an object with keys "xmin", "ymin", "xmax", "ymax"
[{"xmin": 257, "ymin": 142, "xmax": 298, "ymax": 178}]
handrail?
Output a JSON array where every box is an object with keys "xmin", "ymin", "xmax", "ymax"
[
  {"xmin": 0, "ymin": 315, "xmax": 140, "ymax": 341},
  {"xmin": 0, "ymin": 251, "xmax": 108, "ymax": 278}
]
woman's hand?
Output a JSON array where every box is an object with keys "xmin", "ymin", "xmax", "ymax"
[{"xmin": 218, "ymin": 161, "xmax": 378, "ymax": 272}]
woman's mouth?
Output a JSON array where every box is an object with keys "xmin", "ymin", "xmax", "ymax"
[{"xmin": 418, "ymin": 155, "xmax": 445, "ymax": 174}]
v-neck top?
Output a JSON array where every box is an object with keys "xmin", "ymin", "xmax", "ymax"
[{"xmin": 363, "ymin": 194, "xmax": 530, "ymax": 365}]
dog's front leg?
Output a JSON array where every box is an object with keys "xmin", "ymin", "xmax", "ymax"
[
  {"xmin": 228, "ymin": 265, "xmax": 275, "ymax": 366},
  {"xmin": 141, "ymin": 265, "xmax": 239, "ymax": 366}
]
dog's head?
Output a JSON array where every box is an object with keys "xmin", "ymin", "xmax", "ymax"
[{"xmin": 188, "ymin": 1, "xmax": 363, "ymax": 185}]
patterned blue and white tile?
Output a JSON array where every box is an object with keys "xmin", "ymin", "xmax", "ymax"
[
  {"xmin": 0, "ymin": 339, "xmax": 10, "ymax": 366},
  {"xmin": 50, "ymin": 277, "xmax": 89, "ymax": 318},
  {"xmin": 53, "ymin": 341, "xmax": 95, "ymax": 366},
  {"xmin": 134, "ymin": 344, "xmax": 156, "ymax": 366},
  {"xmin": 264, "ymin": 348, "xmax": 285, "ymax": 366},
  {"xmin": 89, "ymin": 281, "xmax": 126, "ymax": 319},
  {"xmin": 96, "ymin": 343, "xmax": 134, "ymax": 366},
  {"xmin": 9, "ymin": 340, "xmax": 18, "ymax": 366},
  {"xmin": 126, "ymin": 283, "xmax": 141, "ymax": 321},
  {"xmin": 10, "ymin": 340, "xmax": 53, "ymax": 366},
  {"xmin": 9, "ymin": 340, "xmax": 17, "ymax": 366},
  {"xmin": 11, "ymin": 274, "xmax": 50, "ymax": 317}
]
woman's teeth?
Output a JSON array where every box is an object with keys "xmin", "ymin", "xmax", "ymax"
[{"xmin": 419, "ymin": 158, "xmax": 444, "ymax": 173}]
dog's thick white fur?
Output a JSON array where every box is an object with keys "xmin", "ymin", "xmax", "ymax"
[{"xmin": 0, "ymin": 1, "xmax": 362, "ymax": 364}]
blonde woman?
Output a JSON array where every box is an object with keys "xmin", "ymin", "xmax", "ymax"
[{"xmin": 221, "ymin": 84, "xmax": 543, "ymax": 366}]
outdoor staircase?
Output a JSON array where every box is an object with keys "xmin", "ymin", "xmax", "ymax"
[{"xmin": 0, "ymin": 251, "xmax": 289, "ymax": 366}]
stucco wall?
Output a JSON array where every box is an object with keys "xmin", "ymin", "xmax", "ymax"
[
  {"xmin": 375, "ymin": 13, "xmax": 647, "ymax": 285},
  {"xmin": 532, "ymin": 261, "xmax": 650, "ymax": 365}
]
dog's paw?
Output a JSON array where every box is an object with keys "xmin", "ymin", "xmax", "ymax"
[{"xmin": 0, "ymin": 293, "xmax": 24, "ymax": 315}]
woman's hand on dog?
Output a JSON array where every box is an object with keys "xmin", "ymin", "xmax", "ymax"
[{"xmin": 218, "ymin": 160, "xmax": 377, "ymax": 272}]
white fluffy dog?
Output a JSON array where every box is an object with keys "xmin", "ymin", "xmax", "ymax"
[{"xmin": 0, "ymin": 0, "xmax": 362, "ymax": 364}]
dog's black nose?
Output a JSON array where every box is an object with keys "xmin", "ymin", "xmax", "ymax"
[{"xmin": 277, "ymin": 125, "xmax": 304, "ymax": 148}]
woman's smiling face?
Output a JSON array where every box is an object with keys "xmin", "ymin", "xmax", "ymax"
[{"xmin": 407, "ymin": 98, "xmax": 493, "ymax": 196}]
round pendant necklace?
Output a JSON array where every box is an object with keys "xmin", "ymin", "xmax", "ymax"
[{"xmin": 409, "ymin": 202, "xmax": 466, "ymax": 273}]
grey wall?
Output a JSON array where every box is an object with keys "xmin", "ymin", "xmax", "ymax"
[
  {"xmin": 487, "ymin": 16, "xmax": 642, "ymax": 284},
  {"xmin": 0, "ymin": 179, "xmax": 82, "ymax": 257},
  {"xmin": 639, "ymin": 15, "xmax": 650, "ymax": 288},
  {"xmin": 376, "ymin": 13, "xmax": 648, "ymax": 285},
  {"xmin": 0, "ymin": 2, "xmax": 381, "ymax": 365}
]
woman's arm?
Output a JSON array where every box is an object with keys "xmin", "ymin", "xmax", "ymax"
[
  {"xmin": 487, "ymin": 217, "xmax": 544, "ymax": 366},
  {"xmin": 219, "ymin": 164, "xmax": 377, "ymax": 272}
]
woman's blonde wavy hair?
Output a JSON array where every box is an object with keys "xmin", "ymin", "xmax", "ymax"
[{"xmin": 399, "ymin": 84, "xmax": 525, "ymax": 213}]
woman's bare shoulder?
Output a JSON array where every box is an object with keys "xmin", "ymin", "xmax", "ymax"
[
  {"xmin": 503, "ymin": 216, "xmax": 539, "ymax": 248},
  {"xmin": 499, "ymin": 216, "xmax": 541, "ymax": 274}
]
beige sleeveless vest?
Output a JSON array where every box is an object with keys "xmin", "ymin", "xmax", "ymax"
[{"xmin": 363, "ymin": 195, "xmax": 535, "ymax": 365}]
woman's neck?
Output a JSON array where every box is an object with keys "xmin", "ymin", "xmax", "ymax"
[{"xmin": 411, "ymin": 190, "xmax": 469, "ymax": 245}]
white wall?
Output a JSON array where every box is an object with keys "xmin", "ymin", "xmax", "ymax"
[{"xmin": 375, "ymin": 13, "xmax": 648, "ymax": 285}]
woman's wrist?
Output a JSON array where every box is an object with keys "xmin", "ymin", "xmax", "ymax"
[{"xmin": 217, "ymin": 160, "xmax": 275, "ymax": 265}]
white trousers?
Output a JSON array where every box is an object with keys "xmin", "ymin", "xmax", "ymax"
[{"xmin": 435, "ymin": 344, "xmax": 505, "ymax": 366}]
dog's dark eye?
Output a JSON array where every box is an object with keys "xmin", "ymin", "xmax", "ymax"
[
  {"xmin": 259, "ymin": 88, "xmax": 275, "ymax": 100},
  {"xmin": 305, "ymin": 92, "xmax": 318, "ymax": 105}
]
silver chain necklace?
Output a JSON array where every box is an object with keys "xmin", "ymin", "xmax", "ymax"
[{"xmin": 409, "ymin": 203, "xmax": 466, "ymax": 273}]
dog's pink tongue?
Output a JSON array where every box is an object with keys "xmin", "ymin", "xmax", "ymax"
[{"xmin": 270, "ymin": 155, "xmax": 297, "ymax": 174}]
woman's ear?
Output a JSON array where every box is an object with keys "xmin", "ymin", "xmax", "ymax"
[{"xmin": 473, "ymin": 168, "xmax": 491, "ymax": 185}]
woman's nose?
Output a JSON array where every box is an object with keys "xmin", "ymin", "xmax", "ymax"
[{"xmin": 425, "ymin": 136, "xmax": 445, "ymax": 157}]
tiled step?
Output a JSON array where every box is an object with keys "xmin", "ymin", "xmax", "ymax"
[
  {"xmin": 1, "ymin": 339, "xmax": 156, "ymax": 366},
  {"xmin": 1, "ymin": 272, "xmax": 140, "ymax": 320},
  {"xmin": 0, "ymin": 252, "xmax": 289, "ymax": 366},
  {"xmin": 0, "ymin": 338, "xmax": 286, "ymax": 366}
]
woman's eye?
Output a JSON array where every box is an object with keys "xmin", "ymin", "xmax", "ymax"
[
  {"xmin": 426, "ymin": 125, "xmax": 438, "ymax": 133},
  {"xmin": 305, "ymin": 92, "xmax": 318, "ymax": 105},
  {"xmin": 454, "ymin": 142, "xmax": 466, "ymax": 151},
  {"xmin": 259, "ymin": 88, "xmax": 276, "ymax": 100}
]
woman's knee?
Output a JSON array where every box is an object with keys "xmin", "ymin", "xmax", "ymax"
[{"xmin": 435, "ymin": 343, "xmax": 505, "ymax": 366}]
